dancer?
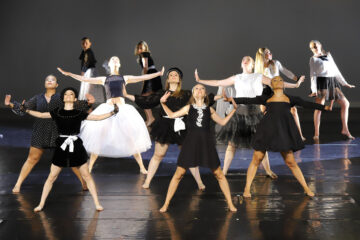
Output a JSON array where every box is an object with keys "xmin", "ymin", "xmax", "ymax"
[
  {"xmin": 25, "ymin": 87, "xmax": 116, "ymax": 212},
  {"xmin": 309, "ymin": 40, "xmax": 355, "ymax": 140},
  {"xmin": 4, "ymin": 75, "xmax": 93, "ymax": 193},
  {"xmin": 58, "ymin": 56, "xmax": 164, "ymax": 173},
  {"xmin": 159, "ymin": 84, "xmax": 237, "ymax": 212},
  {"xmin": 123, "ymin": 67, "xmax": 215, "ymax": 189},
  {"xmin": 135, "ymin": 41, "xmax": 163, "ymax": 126},
  {"xmin": 226, "ymin": 76, "xmax": 332, "ymax": 198},
  {"xmin": 255, "ymin": 47, "xmax": 306, "ymax": 141},
  {"xmin": 78, "ymin": 37, "xmax": 106, "ymax": 104},
  {"xmin": 195, "ymin": 56, "xmax": 304, "ymax": 177}
]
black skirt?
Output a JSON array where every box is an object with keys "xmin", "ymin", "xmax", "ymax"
[
  {"xmin": 216, "ymin": 105, "xmax": 263, "ymax": 148},
  {"xmin": 316, "ymin": 77, "xmax": 344, "ymax": 100},
  {"xmin": 52, "ymin": 137, "xmax": 88, "ymax": 167},
  {"xmin": 141, "ymin": 68, "xmax": 163, "ymax": 94},
  {"xmin": 177, "ymin": 129, "xmax": 220, "ymax": 170},
  {"xmin": 150, "ymin": 117, "xmax": 187, "ymax": 145}
]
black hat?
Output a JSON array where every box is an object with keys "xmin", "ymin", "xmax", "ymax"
[
  {"xmin": 166, "ymin": 67, "xmax": 183, "ymax": 79},
  {"xmin": 61, "ymin": 87, "xmax": 79, "ymax": 102}
]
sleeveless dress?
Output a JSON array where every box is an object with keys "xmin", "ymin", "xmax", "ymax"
[
  {"xmin": 138, "ymin": 52, "xmax": 163, "ymax": 94},
  {"xmin": 177, "ymin": 105, "xmax": 220, "ymax": 169},
  {"xmin": 79, "ymin": 75, "xmax": 151, "ymax": 157},
  {"xmin": 233, "ymin": 94, "xmax": 326, "ymax": 152}
]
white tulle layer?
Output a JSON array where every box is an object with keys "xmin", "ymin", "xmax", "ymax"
[{"xmin": 80, "ymin": 103, "xmax": 151, "ymax": 157}]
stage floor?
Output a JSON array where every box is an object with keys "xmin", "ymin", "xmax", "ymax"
[{"xmin": 0, "ymin": 108, "xmax": 359, "ymax": 240}]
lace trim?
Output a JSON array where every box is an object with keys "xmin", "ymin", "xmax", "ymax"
[{"xmin": 192, "ymin": 104, "xmax": 206, "ymax": 127}]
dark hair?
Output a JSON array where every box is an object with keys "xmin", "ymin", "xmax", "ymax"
[
  {"xmin": 166, "ymin": 67, "xmax": 183, "ymax": 79},
  {"xmin": 60, "ymin": 87, "xmax": 78, "ymax": 102},
  {"xmin": 81, "ymin": 37, "xmax": 90, "ymax": 41}
]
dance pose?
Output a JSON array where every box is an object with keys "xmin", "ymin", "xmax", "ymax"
[
  {"xmin": 227, "ymin": 76, "xmax": 332, "ymax": 198},
  {"xmin": 159, "ymin": 84, "xmax": 237, "ymax": 212},
  {"xmin": 78, "ymin": 37, "xmax": 106, "ymax": 104},
  {"xmin": 309, "ymin": 40, "xmax": 355, "ymax": 140},
  {"xmin": 4, "ymin": 75, "xmax": 92, "ymax": 193},
  {"xmin": 58, "ymin": 56, "xmax": 164, "ymax": 173},
  {"xmin": 25, "ymin": 87, "xmax": 116, "ymax": 212},
  {"xmin": 124, "ymin": 67, "xmax": 215, "ymax": 189},
  {"xmin": 195, "ymin": 56, "xmax": 304, "ymax": 177},
  {"xmin": 135, "ymin": 41, "xmax": 163, "ymax": 126},
  {"xmin": 255, "ymin": 47, "xmax": 306, "ymax": 141}
]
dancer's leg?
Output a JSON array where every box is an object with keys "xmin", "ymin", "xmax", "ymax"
[
  {"xmin": 78, "ymin": 163, "xmax": 103, "ymax": 211},
  {"xmin": 280, "ymin": 151, "xmax": 314, "ymax": 197},
  {"xmin": 337, "ymin": 97, "xmax": 354, "ymax": 139},
  {"xmin": 313, "ymin": 97, "xmax": 325, "ymax": 139},
  {"xmin": 71, "ymin": 167, "xmax": 88, "ymax": 190},
  {"xmin": 88, "ymin": 153, "xmax": 98, "ymax": 173},
  {"xmin": 144, "ymin": 109, "xmax": 155, "ymax": 127},
  {"xmin": 212, "ymin": 167, "xmax": 237, "ymax": 212},
  {"xmin": 291, "ymin": 107, "xmax": 305, "ymax": 141},
  {"xmin": 261, "ymin": 152, "xmax": 278, "ymax": 179},
  {"xmin": 13, "ymin": 147, "xmax": 44, "ymax": 193},
  {"xmin": 222, "ymin": 142, "xmax": 236, "ymax": 175},
  {"xmin": 159, "ymin": 167, "xmax": 186, "ymax": 212},
  {"xmin": 133, "ymin": 153, "xmax": 148, "ymax": 174},
  {"xmin": 34, "ymin": 164, "xmax": 62, "ymax": 212},
  {"xmin": 243, "ymin": 150, "xmax": 266, "ymax": 198},
  {"xmin": 189, "ymin": 167, "xmax": 205, "ymax": 190},
  {"xmin": 143, "ymin": 142, "xmax": 169, "ymax": 188}
]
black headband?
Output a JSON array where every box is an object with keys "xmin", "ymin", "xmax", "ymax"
[
  {"xmin": 166, "ymin": 67, "xmax": 183, "ymax": 79},
  {"xmin": 60, "ymin": 87, "xmax": 79, "ymax": 101}
]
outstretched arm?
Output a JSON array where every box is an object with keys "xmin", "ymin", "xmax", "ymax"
[
  {"xmin": 26, "ymin": 109, "xmax": 51, "ymax": 118},
  {"xmin": 4, "ymin": 95, "xmax": 14, "ymax": 108},
  {"xmin": 86, "ymin": 105, "xmax": 118, "ymax": 120},
  {"xmin": 195, "ymin": 69, "xmax": 236, "ymax": 87},
  {"xmin": 57, "ymin": 67, "xmax": 106, "ymax": 85},
  {"xmin": 124, "ymin": 67, "xmax": 165, "ymax": 84},
  {"xmin": 210, "ymin": 98, "xmax": 237, "ymax": 126},
  {"xmin": 261, "ymin": 75, "xmax": 304, "ymax": 88}
]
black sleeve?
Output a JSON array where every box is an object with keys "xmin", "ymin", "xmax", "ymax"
[
  {"xmin": 233, "ymin": 95, "xmax": 266, "ymax": 105},
  {"xmin": 140, "ymin": 52, "xmax": 150, "ymax": 58},
  {"xmin": 80, "ymin": 111, "xmax": 89, "ymax": 121},
  {"xmin": 134, "ymin": 90, "xmax": 165, "ymax": 109},
  {"xmin": 49, "ymin": 109, "xmax": 58, "ymax": 120},
  {"xmin": 85, "ymin": 49, "xmax": 97, "ymax": 68},
  {"xmin": 290, "ymin": 96, "xmax": 326, "ymax": 110},
  {"xmin": 208, "ymin": 93, "xmax": 216, "ymax": 106},
  {"xmin": 74, "ymin": 100, "xmax": 91, "ymax": 112}
]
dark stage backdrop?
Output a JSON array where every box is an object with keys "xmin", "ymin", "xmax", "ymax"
[{"xmin": 1, "ymin": 0, "xmax": 359, "ymax": 106}]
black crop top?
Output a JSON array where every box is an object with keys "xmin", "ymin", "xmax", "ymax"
[{"xmin": 104, "ymin": 75, "xmax": 125, "ymax": 100}]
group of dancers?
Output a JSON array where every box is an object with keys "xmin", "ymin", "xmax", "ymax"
[{"xmin": 4, "ymin": 38, "xmax": 355, "ymax": 213}]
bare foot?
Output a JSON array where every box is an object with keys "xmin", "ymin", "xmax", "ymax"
[
  {"xmin": 198, "ymin": 184, "xmax": 206, "ymax": 191},
  {"xmin": 228, "ymin": 205, "xmax": 237, "ymax": 212},
  {"xmin": 140, "ymin": 168, "xmax": 148, "ymax": 174},
  {"xmin": 96, "ymin": 205, "xmax": 104, "ymax": 211},
  {"xmin": 142, "ymin": 182, "xmax": 150, "ymax": 189},
  {"xmin": 243, "ymin": 192, "xmax": 251, "ymax": 198},
  {"xmin": 12, "ymin": 185, "xmax": 20, "ymax": 193},
  {"xmin": 34, "ymin": 205, "xmax": 43, "ymax": 212},
  {"xmin": 159, "ymin": 204, "xmax": 169, "ymax": 213},
  {"xmin": 313, "ymin": 135, "xmax": 319, "ymax": 140},
  {"xmin": 305, "ymin": 190, "xmax": 315, "ymax": 197},
  {"xmin": 266, "ymin": 171, "xmax": 278, "ymax": 179},
  {"xmin": 341, "ymin": 131, "xmax": 355, "ymax": 140}
]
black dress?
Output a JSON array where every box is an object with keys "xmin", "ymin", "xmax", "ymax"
[
  {"xmin": 138, "ymin": 52, "xmax": 163, "ymax": 94},
  {"xmin": 177, "ymin": 105, "xmax": 220, "ymax": 170},
  {"xmin": 79, "ymin": 48, "xmax": 96, "ymax": 73},
  {"xmin": 233, "ymin": 94, "xmax": 326, "ymax": 152},
  {"xmin": 11, "ymin": 94, "xmax": 90, "ymax": 149},
  {"xmin": 135, "ymin": 90, "xmax": 215, "ymax": 145},
  {"xmin": 50, "ymin": 108, "xmax": 89, "ymax": 167}
]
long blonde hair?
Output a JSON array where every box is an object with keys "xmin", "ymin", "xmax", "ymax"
[
  {"xmin": 254, "ymin": 47, "xmax": 274, "ymax": 74},
  {"xmin": 134, "ymin": 41, "xmax": 150, "ymax": 55}
]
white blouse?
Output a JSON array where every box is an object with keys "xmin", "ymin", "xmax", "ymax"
[
  {"xmin": 234, "ymin": 73, "xmax": 263, "ymax": 98},
  {"xmin": 264, "ymin": 60, "xmax": 295, "ymax": 80},
  {"xmin": 309, "ymin": 52, "xmax": 348, "ymax": 93}
]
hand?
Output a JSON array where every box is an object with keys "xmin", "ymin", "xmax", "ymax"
[
  {"xmin": 296, "ymin": 75, "xmax": 305, "ymax": 87},
  {"xmin": 4, "ymin": 95, "xmax": 11, "ymax": 106},
  {"xmin": 159, "ymin": 66, "xmax": 165, "ymax": 76},
  {"xmin": 324, "ymin": 105, "xmax": 332, "ymax": 111},
  {"xmin": 57, "ymin": 67, "xmax": 69, "ymax": 76},
  {"xmin": 194, "ymin": 69, "xmax": 200, "ymax": 82},
  {"xmin": 160, "ymin": 91, "xmax": 171, "ymax": 103},
  {"xmin": 113, "ymin": 104, "xmax": 119, "ymax": 114},
  {"xmin": 346, "ymin": 84, "xmax": 355, "ymax": 88},
  {"xmin": 85, "ymin": 93, "xmax": 95, "ymax": 105}
]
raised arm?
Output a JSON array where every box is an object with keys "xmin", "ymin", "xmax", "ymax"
[
  {"xmin": 124, "ymin": 66, "xmax": 164, "ymax": 84},
  {"xmin": 210, "ymin": 98, "xmax": 237, "ymax": 126},
  {"xmin": 26, "ymin": 109, "xmax": 51, "ymax": 118},
  {"xmin": 160, "ymin": 91, "xmax": 190, "ymax": 118},
  {"xmin": 195, "ymin": 69, "xmax": 236, "ymax": 87},
  {"xmin": 57, "ymin": 67, "xmax": 106, "ymax": 85}
]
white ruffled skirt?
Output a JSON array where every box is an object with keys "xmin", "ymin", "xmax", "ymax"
[{"xmin": 80, "ymin": 103, "xmax": 151, "ymax": 157}]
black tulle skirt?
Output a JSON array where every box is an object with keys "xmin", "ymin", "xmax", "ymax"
[
  {"xmin": 216, "ymin": 104, "xmax": 263, "ymax": 148},
  {"xmin": 52, "ymin": 137, "xmax": 88, "ymax": 167},
  {"xmin": 150, "ymin": 117, "xmax": 187, "ymax": 145},
  {"xmin": 316, "ymin": 77, "xmax": 344, "ymax": 101},
  {"xmin": 177, "ymin": 128, "xmax": 220, "ymax": 170},
  {"xmin": 141, "ymin": 68, "xmax": 163, "ymax": 94}
]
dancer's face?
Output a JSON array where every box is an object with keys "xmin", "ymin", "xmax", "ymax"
[
  {"xmin": 108, "ymin": 57, "xmax": 121, "ymax": 70},
  {"xmin": 192, "ymin": 84, "xmax": 206, "ymax": 99},
  {"xmin": 81, "ymin": 39, "xmax": 91, "ymax": 50},
  {"xmin": 241, "ymin": 57, "xmax": 254, "ymax": 72},
  {"xmin": 137, "ymin": 44, "xmax": 146, "ymax": 54},
  {"xmin": 63, "ymin": 90, "xmax": 77, "ymax": 103},
  {"xmin": 264, "ymin": 49, "xmax": 272, "ymax": 61},
  {"xmin": 309, "ymin": 42, "xmax": 322, "ymax": 55},
  {"xmin": 271, "ymin": 76, "xmax": 284, "ymax": 90},
  {"xmin": 44, "ymin": 75, "xmax": 58, "ymax": 89},
  {"xmin": 167, "ymin": 71, "xmax": 180, "ymax": 84}
]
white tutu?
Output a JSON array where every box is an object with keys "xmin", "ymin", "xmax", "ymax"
[{"xmin": 80, "ymin": 103, "xmax": 151, "ymax": 157}]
